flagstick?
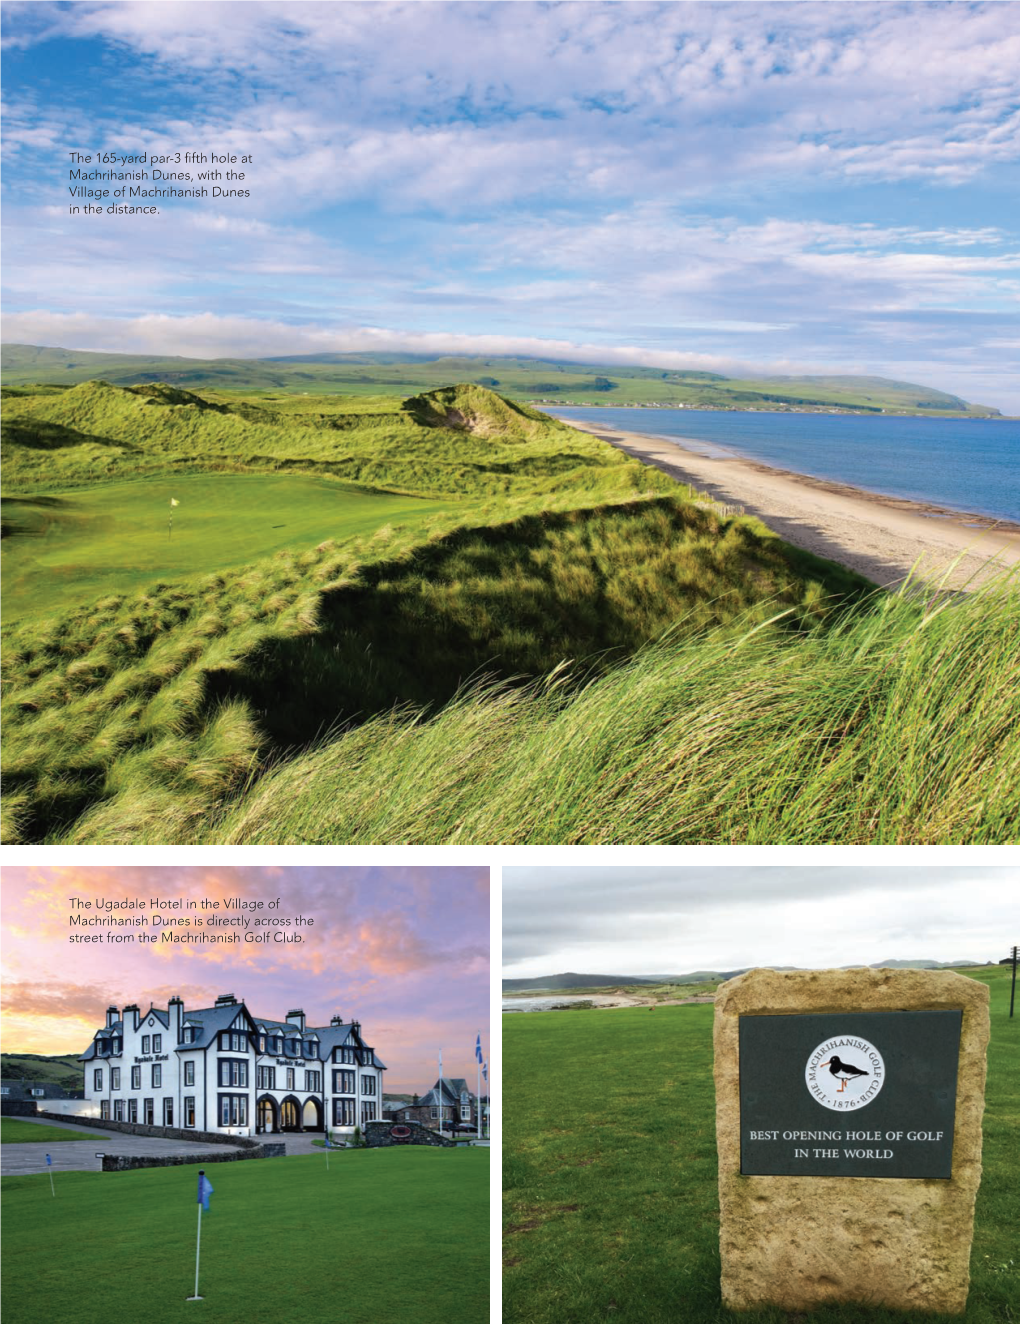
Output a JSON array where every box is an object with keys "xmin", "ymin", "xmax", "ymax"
[
  {"xmin": 188, "ymin": 1201, "xmax": 203, "ymax": 1301},
  {"xmin": 48, "ymin": 1168, "xmax": 55, "ymax": 1197}
]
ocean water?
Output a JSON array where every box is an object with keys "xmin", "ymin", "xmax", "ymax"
[{"xmin": 551, "ymin": 407, "xmax": 1020, "ymax": 523}]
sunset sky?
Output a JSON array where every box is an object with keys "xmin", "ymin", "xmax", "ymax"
[
  {"xmin": 2, "ymin": 865, "xmax": 490, "ymax": 1094},
  {"xmin": 2, "ymin": 2, "xmax": 1018, "ymax": 410}
]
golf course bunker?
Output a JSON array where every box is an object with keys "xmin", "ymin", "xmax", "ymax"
[{"xmin": 1, "ymin": 473, "xmax": 448, "ymax": 623}]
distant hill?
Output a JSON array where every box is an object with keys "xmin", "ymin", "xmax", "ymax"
[
  {"xmin": 0, "ymin": 344, "xmax": 1001, "ymax": 416},
  {"xmin": 1, "ymin": 1052, "xmax": 83, "ymax": 1094},
  {"xmin": 504, "ymin": 960, "xmax": 989, "ymax": 990}
]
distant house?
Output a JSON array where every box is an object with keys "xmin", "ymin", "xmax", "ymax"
[
  {"xmin": 391, "ymin": 1078, "xmax": 487, "ymax": 1131},
  {"xmin": 1, "ymin": 1079, "xmax": 96, "ymax": 1118}
]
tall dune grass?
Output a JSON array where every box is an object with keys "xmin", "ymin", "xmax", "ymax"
[{"xmin": 198, "ymin": 572, "xmax": 1016, "ymax": 845}]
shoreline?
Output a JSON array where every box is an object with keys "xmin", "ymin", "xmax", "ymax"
[{"xmin": 566, "ymin": 420, "xmax": 1020, "ymax": 589}]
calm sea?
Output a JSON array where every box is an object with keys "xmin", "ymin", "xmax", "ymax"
[{"xmin": 551, "ymin": 407, "xmax": 1020, "ymax": 523}]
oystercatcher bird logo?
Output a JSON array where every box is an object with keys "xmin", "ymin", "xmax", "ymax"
[
  {"xmin": 818, "ymin": 1054, "xmax": 869, "ymax": 1093},
  {"xmin": 805, "ymin": 1036, "xmax": 885, "ymax": 1110}
]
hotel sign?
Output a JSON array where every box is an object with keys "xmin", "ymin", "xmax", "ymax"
[
  {"xmin": 739, "ymin": 1010, "xmax": 961, "ymax": 1178},
  {"xmin": 134, "ymin": 1054, "xmax": 169, "ymax": 1063}
]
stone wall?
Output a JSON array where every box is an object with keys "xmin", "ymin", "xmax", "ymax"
[
  {"xmin": 37, "ymin": 1110, "xmax": 258, "ymax": 1149},
  {"xmin": 1, "ymin": 1100, "xmax": 39, "ymax": 1117},
  {"xmin": 101, "ymin": 1143, "xmax": 286, "ymax": 1171},
  {"xmin": 365, "ymin": 1119, "xmax": 456, "ymax": 1148},
  {"xmin": 714, "ymin": 967, "xmax": 990, "ymax": 1315}
]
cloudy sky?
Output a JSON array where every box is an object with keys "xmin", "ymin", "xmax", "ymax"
[
  {"xmin": 2, "ymin": 2, "xmax": 1018, "ymax": 409},
  {"xmin": 2, "ymin": 865, "xmax": 489, "ymax": 1092},
  {"xmin": 502, "ymin": 865, "xmax": 1017, "ymax": 977}
]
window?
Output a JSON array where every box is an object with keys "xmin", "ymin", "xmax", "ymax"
[
  {"xmin": 151, "ymin": 1064, "xmax": 162, "ymax": 1088},
  {"xmin": 111, "ymin": 1068, "xmax": 121, "ymax": 1090},
  {"xmin": 184, "ymin": 1061, "xmax": 195, "ymax": 1087},
  {"xmin": 183, "ymin": 1026, "xmax": 195, "ymax": 1044},
  {"xmin": 333, "ymin": 1098, "xmax": 355, "ymax": 1126},
  {"xmin": 163, "ymin": 1099, "xmax": 174, "ymax": 1126},
  {"xmin": 430, "ymin": 1107, "xmax": 438, "ymax": 1119},
  {"xmin": 361, "ymin": 1101, "xmax": 376, "ymax": 1123},
  {"xmin": 259, "ymin": 1035, "xmax": 266, "ymax": 1053},
  {"xmin": 0, "ymin": 1087, "xmax": 8, "ymax": 1096},
  {"xmin": 94, "ymin": 1069, "xmax": 103, "ymax": 1091},
  {"xmin": 30, "ymin": 1087, "xmax": 45, "ymax": 1097},
  {"xmin": 270, "ymin": 1036, "xmax": 281, "ymax": 1054},
  {"xmin": 185, "ymin": 1097, "xmax": 196, "ymax": 1128},
  {"xmin": 131, "ymin": 1066, "xmax": 141, "ymax": 1090},
  {"xmin": 332, "ymin": 1069, "xmax": 355, "ymax": 1094},
  {"xmin": 334, "ymin": 1046, "xmax": 355, "ymax": 1065},
  {"xmin": 144, "ymin": 1099, "xmax": 154, "ymax": 1125},
  {"xmin": 257, "ymin": 1066, "xmax": 276, "ymax": 1090},
  {"xmin": 461, "ymin": 1102, "xmax": 472, "ymax": 1120},
  {"xmin": 305, "ymin": 1070, "xmax": 321, "ymax": 1091},
  {"xmin": 361, "ymin": 1075, "xmax": 376, "ymax": 1095},
  {"xmin": 286, "ymin": 1068, "xmax": 295, "ymax": 1090},
  {"xmin": 142, "ymin": 1035, "xmax": 151, "ymax": 1054},
  {"xmin": 114, "ymin": 1100, "xmax": 125, "ymax": 1122},
  {"xmin": 219, "ymin": 1095, "xmax": 248, "ymax": 1127},
  {"xmin": 152, "ymin": 1034, "xmax": 162, "ymax": 1053},
  {"xmin": 101, "ymin": 1101, "xmax": 110, "ymax": 1120},
  {"xmin": 219, "ymin": 1059, "xmax": 247, "ymax": 1088},
  {"xmin": 128, "ymin": 1100, "xmax": 138, "ymax": 1123},
  {"xmin": 304, "ymin": 1040, "xmax": 316, "ymax": 1058}
]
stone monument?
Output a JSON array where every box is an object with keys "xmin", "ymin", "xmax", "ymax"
[{"xmin": 714, "ymin": 967, "xmax": 990, "ymax": 1314}]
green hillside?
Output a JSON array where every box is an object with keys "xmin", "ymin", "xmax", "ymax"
[
  {"xmin": 0, "ymin": 344, "xmax": 1001, "ymax": 415},
  {"xmin": 1, "ymin": 1053, "xmax": 83, "ymax": 1093}
]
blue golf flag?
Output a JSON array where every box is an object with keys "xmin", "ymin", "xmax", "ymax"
[
  {"xmin": 323, "ymin": 1131, "xmax": 333, "ymax": 1149},
  {"xmin": 46, "ymin": 1153, "xmax": 52, "ymax": 1166},
  {"xmin": 197, "ymin": 1171, "xmax": 214, "ymax": 1212},
  {"xmin": 475, "ymin": 1034, "xmax": 483, "ymax": 1062}
]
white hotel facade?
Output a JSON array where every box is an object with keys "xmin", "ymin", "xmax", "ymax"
[{"xmin": 81, "ymin": 994, "xmax": 385, "ymax": 1136}]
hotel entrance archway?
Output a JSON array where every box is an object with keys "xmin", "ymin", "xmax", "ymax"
[
  {"xmin": 280, "ymin": 1097, "xmax": 301, "ymax": 1131},
  {"xmin": 257, "ymin": 1096, "xmax": 278, "ymax": 1134}
]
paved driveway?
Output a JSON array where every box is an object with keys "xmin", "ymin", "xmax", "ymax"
[{"xmin": 1, "ymin": 1116, "xmax": 246, "ymax": 1175}]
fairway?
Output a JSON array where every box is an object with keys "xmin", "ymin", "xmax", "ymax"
[
  {"xmin": 0, "ymin": 1119, "xmax": 98, "ymax": 1144},
  {"xmin": 503, "ymin": 967, "xmax": 1019, "ymax": 1323},
  {"xmin": 1, "ymin": 473, "xmax": 449, "ymax": 623},
  {"xmin": 1, "ymin": 1146, "xmax": 487, "ymax": 1323}
]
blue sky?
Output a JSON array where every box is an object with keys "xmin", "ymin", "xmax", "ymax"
[{"xmin": 2, "ymin": 1, "xmax": 1018, "ymax": 409}]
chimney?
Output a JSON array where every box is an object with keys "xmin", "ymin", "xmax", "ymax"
[
  {"xmin": 106, "ymin": 1005, "xmax": 119, "ymax": 1027},
  {"xmin": 330, "ymin": 1015, "xmax": 344, "ymax": 1026},
  {"xmin": 122, "ymin": 1003, "xmax": 140, "ymax": 1032},
  {"xmin": 214, "ymin": 994, "xmax": 237, "ymax": 1006},
  {"xmin": 169, "ymin": 995, "xmax": 184, "ymax": 1040},
  {"xmin": 286, "ymin": 1008, "xmax": 306, "ymax": 1032}
]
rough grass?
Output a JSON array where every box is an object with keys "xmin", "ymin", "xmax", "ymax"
[
  {"xmin": 207, "ymin": 573, "xmax": 1020, "ymax": 846},
  {"xmin": 0, "ymin": 1147, "xmax": 488, "ymax": 1324},
  {"xmin": 502, "ymin": 966, "xmax": 1019, "ymax": 1324}
]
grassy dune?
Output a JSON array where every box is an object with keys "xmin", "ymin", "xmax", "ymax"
[
  {"xmin": 502, "ymin": 965, "xmax": 1019, "ymax": 1324},
  {"xmin": 2, "ymin": 379, "xmax": 1014, "ymax": 844}
]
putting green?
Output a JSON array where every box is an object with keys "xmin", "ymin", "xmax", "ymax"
[{"xmin": 1, "ymin": 473, "xmax": 450, "ymax": 623}]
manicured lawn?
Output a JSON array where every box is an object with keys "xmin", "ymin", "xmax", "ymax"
[
  {"xmin": 1, "ymin": 472, "xmax": 448, "ymax": 623},
  {"xmin": 503, "ymin": 966, "xmax": 1019, "ymax": 1323},
  {"xmin": 1, "ymin": 1118, "xmax": 99, "ymax": 1144},
  {"xmin": 1, "ymin": 1147, "xmax": 488, "ymax": 1323}
]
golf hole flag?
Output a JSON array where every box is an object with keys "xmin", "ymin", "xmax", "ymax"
[
  {"xmin": 197, "ymin": 1171, "xmax": 214, "ymax": 1212},
  {"xmin": 170, "ymin": 498, "xmax": 180, "ymax": 507}
]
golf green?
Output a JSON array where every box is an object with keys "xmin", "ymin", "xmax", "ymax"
[
  {"xmin": 1, "ymin": 1147, "xmax": 488, "ymax": 1323},
  {"xmin": 1, "ymin": 473, "xmax": 449, "ymax": 623}
]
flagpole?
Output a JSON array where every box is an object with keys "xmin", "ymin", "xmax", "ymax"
[
  {"xmin": 476, "ymin": 1050, "xmax": 481, "ymax": 1141},
  {"xmin": 438, "ymin": 1048, "xmax": 443, "ymax": 1137},
  {"xmin": 188, "ymin": 1168, "xmax": 208, "ymax": 1302}
]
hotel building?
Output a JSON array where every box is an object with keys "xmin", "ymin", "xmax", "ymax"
[{"xmin": 81, "ymin": 993, "xmax": 385, "ymax": 1136}]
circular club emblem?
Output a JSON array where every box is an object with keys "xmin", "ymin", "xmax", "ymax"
[
  {"xmin": 805, "ymin": 1036, "xmax": 885, "ymax": 1111},
  {"xmin": 391, "ymin": 1125, "xmax": 411, "ymax": 1140}
]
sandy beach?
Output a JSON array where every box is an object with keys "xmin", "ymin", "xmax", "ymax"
[{"xmin": 569, "ymin": 420, "xmax": 1020, "ymax": 589}]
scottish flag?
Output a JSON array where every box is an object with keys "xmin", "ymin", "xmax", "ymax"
[
  {"xmin": 483, "ymin": 1061, "xmax": 487, "ymax": 1082},
  {"xmin": 197, "ymin": 1171, "xmax": 214, "ymax": 1212},
  {"xmin": 475, "ymin": 1034, "xmax": 483, "ymax": 1062}
]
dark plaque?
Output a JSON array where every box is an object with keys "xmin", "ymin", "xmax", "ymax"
[{"xmin": 739, "ymin": 1009, "xmax": 961, "ymax": 1178}]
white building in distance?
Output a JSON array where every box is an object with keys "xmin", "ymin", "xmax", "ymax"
[{"xmin": 80, "ymin": 993, "xmax": 385, "ymax": 1137}]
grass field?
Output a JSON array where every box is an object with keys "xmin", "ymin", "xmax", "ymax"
[
  {"xmin": 0, "ymin": 1119, "xmax": 98, "ymax": 1144},
  {"xmin": 1, "ymin": 1147, "xmax": 488, "ymax": 1323},
  {"xmin": 2, "ymin": 474, "xmax": 449, "ymax": 623},
  {"xmin": 502, "ymin": 966, "xmax": 1019, "ymax": 1323}
]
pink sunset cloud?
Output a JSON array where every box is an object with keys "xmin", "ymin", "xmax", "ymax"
[{"xmin": 0, "ymin": 866, "xmax": 490, "ymax": 1094}]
